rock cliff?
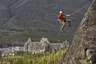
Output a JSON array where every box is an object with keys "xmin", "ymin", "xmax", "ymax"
[{"xmin": 62, "ymin": 0, "xmax": 96, "ymax": 64}]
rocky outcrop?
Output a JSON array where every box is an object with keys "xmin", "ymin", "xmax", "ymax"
[{"xmin": 62, "ymin": 0, "xmax": 96, "ymax": 64}]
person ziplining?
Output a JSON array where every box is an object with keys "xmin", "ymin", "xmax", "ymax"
[
  {"xmin": 58, "ymin": 2, "xmax": 90, "ymax": 32},
  {"xmin": 58, "ymin": 11, "xmax": 71, "ymax": 32}
]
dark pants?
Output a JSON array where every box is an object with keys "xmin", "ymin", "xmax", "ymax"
[
  {"xmin": 67, "ymin": 21, "xmax": 71, "ymax": 27},
  {"xmin": 60, "ymin": 18, "xmax": 71, "ymax": 31},
  {"xmin": 64, "ymin": 18, "xmax": 71, "ymax": 27}
]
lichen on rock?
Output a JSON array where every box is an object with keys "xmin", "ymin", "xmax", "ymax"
[{"xmin": 62, "ymin": 0, "xmax": 96, "ymax": 64}]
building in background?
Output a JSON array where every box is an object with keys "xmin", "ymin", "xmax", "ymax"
[{"xmin": 24, "ymin": 37, "xmax": 69, "ymax": 53}]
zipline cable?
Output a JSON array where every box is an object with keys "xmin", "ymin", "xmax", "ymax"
[{"xmin": 70, "ymin": 3, "xmax": 90, "ymax": 16}]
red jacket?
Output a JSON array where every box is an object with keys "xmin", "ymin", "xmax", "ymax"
[{"xmin": 58, "ymin": 13, "xmax": 65, "ymax": 22}]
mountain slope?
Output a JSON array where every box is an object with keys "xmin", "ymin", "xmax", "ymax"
[{"xmin": 0, "ymin": 0, "xmax": 89, "ymax": 43}]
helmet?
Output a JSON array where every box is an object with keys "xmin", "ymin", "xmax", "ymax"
[{"xmin": 59, "ymin": 11, "xmax": 62, "ymax": 13}]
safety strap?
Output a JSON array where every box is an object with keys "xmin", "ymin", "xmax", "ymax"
[{"xmin": 70, "ymin": 3, "xmax": 90, "ymax": 16}]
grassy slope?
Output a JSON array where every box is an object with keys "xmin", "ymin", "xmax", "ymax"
[{"xmin": 0, "ymin": 50, "xmax": 66, "ymax": 64}]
